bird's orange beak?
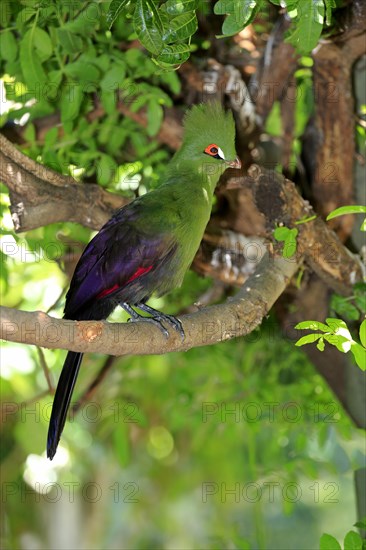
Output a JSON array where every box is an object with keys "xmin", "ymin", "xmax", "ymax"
[{"xmin": 227, "ymin": 157, "xmax": 241, "ymax": 169}]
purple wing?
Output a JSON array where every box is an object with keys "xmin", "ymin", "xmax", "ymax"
[{"xmin": 64, "ymin": 202, "xmax": 176, "ymax": 320}]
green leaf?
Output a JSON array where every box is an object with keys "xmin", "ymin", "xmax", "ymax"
[
  {"xmin": 23, "ymin": 122, "xmax": 36, "ymax": 144},
  {"xmin": 295, "ymin": 214, "xmax": 317, "ymax": 225},
  {"xmin": 316, "ymin": 337, "xmax": 325, "ymax": 351},
  {"xmin": 359, "ymin": 319, "xmax": 366, "ymax": 348},
  {"xmin": 107, "ymin": 0, "xmax": 131, "ymax": 28},
  {"xmin": 56, "ymin": 29, "xmax": 83, "ymax": 54},
  {"xmin": 100, "ymin": 90, "xmax": 117, "ymax": 115},
  {"xmin": 330, "ymin": 294, "xmax": 360, "ymax": 321},
  {"xmin": 351, "ymin": 290, "xmax": 366, "ymax": 314},
  {"xmin": 16, "ymin": 7, "xmax": 36, "ymax": 30},
  {"xmin": 146, "ymin": 100, "xmax": 163, "ymax": 136},
  {"xmin": 63, "ymin": 9, "xmax": 96, "ymax": 36},
  {"xmin": 274, "ymin": 226, "xmax": 298, "ymax": 258},
  {"xmin": 165, "ymin": 0, "xmax": 198, "ymax": 15},
  {"xmin": 19, "ymin": 29, "xmax": 47, "ymax": 89},
  {"xmin": 45, "ymin": 70, "xmax": 63, "ymax": 101},
  {"xmin": 295, "ymin": 320, "xmax": 330, "ymax": 332},
  {"xmin": 295, "ymin": 333, "xmax": 322, "ymax": 347},
  {"xmin": 0, "ymin": 31, "xmax": 18, "ymax": 62},
  {"xmin": 100, "ymin": 64, "xmax": 127, "ymax": 91},
  {"xmin": 274, "ymin": 226, "xmax": 291, "ymax": 241},
  {"xmin": 282, "ymin": 236, "xmax": 298, "ymax": 258},
  {"xmin": 286, "ymin": 0, "xmax": 324, "ymax": 55},
  {"xmin": 158, "ymin": 70, "xmax": 181, "ymax": 94},
  {"xmin": 32, "ymin": 27, "xmax": 53, "ymax": 61},
  {"xmin": 64, "ymin": 61, "xmax": 101, "ymax": 85},
  {"xmin": 163, "ymin": 11, "xmax": 198, "ymax": 42},
  {"xmin": 156, "ymin": 43, "xmax": 191, "ymax": 65},
  {"xmin": 323, "ymin": 333, "xmax": 351, "ymax": 352},
  {"xmin": 325, "ymin": 318, "xmax": 348, "ymax": 332},
  {"xmin": 326, "ymin": 205, "xmax": 366, "ymax": 220},
  {"xmin": 353, "ymin": 518, "xmax": 366, "ymax": 529},
  {"xmin": 215, "ymin": 0, "xmax": 261, "ymax": 37},
  {"xmin": 60, "ymin": 82, "xmax": 84, "ymax": 123},
  {"xmin": 265, "ymin": 101, "xmax": 282, "ymax": 137},
  {"xmin": 326, "ymin": 205, "xmax": 366, "ymax": 232},
  {"xmin": 319, "ymin": 533, "xmax": 341, "ymax": 550},
  {"xmin": 324, "ymin": 0, "xmax": 336, "ymax": 26},
  {"xmin": 343, "ymin": 530, "xmax": 363, "ymax": 550},
  {"xmin": 0, "ymin": 0, "xmax": 12, "ymax": 26},
  {"xmin": 134, "ymin": 0, "xmax": 164, "ymax": 55},
  {"xmin": 350, "ymin": 343, "xmax": 366, "ymax": 371},
  {"xmin": 43, "ymin": 127, "xmax": 59, "ymax": 149},
  {"xmin": 97, "ymin": 154, "xmax": 117, "ymax": 186}
]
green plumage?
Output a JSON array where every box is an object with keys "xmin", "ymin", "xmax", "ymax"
[
  {"xmin": 47, "ymin": 101, "xmax": 240, "ymax": 459},
  {"xmin": 139, "ymin": 101, "xmax": 239, "ymax": 292}
]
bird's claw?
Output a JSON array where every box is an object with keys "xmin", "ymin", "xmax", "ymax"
[
  {"xmin": 127, "ymin": 313, "xmax": 184, "ymax": 341},
  {"xmin": 121, "ymin": 302, "xmax": 184, "ymax": 341}
]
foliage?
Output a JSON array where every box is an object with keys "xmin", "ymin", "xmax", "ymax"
[
  {"xmin": 274, "ymin": 225, "xmax": 299, "ymax": 258},
  {"xmin": 273, "ymin": 215, "xmax": 316, "ymax": 259},
  {"xmin": 326, "ymin": 205, "xmax": 366, "ymax": 232},
  {"xmin": 106, "ymin": 0, "xmax": 338, "ymax": 65},
  {"xmin": 0, "ymin": 1, "xmax": 364, "ymax": 548},
  {"xmin": 319, "ymin": 518, "xmax": 366, "ymax": 550},
  {"xmin": 0, "ymin": 0, "xmax": 180, "ymax": 191},
  {"xmin": 295, "ymin": 318, "xmax": 366, "ymax": 371},
  {"xmin": 330, "ymin": 283, "xmax": 366, "ymax": 322}
]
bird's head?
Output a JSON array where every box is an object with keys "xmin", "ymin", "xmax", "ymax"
[{"xmin": 174, "ymin": 102, "xmax": 241, "ymax": 180}]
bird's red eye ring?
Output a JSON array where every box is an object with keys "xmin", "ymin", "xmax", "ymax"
[{"xmin": 204, "ymin": 144, "xmax": 219, "ymax": 156}]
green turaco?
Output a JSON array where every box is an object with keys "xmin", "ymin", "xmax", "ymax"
[{"xmin": 47, "ymin": 101, "xmax": 241, "ymax": 459}]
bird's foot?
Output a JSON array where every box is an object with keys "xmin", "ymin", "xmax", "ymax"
[{"xmin": 120, "ymin": 302, "xmax": 184, "ymax": 341}]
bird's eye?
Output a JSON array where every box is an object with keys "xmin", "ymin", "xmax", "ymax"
[{"xmin": 204, "ymin": 144, "xmax": 225, "ymax": 160}]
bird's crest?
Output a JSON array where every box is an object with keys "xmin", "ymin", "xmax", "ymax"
[{"xmin": 178, "ymin": 101, "xmax": 236, "ymax": 162}]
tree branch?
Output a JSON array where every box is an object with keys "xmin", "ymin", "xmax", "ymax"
[
  {"xmin": 1, "ymin": 130, "xmax": 362, "ymax": 294},
  {"xmin": 0, "ymin": 252, "xmax": 299, "ymax": 353},
  {"xmin": 0, "ymin": 134, "xmax": 125, "ymax": 232},
  {"xmin": 229, "ymin": 165, "xmax": 363, "ymax": 295}
]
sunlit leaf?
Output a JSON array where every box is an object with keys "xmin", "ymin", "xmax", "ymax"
[
  {"xmin": 19, "ymin": 29, "xmax": 47, "ymax": 89},
  {"xmin": 294, "ymin": 321, "xmax": 330, "ymax": 332},
  {"xmin": 107, "ymin": 0, "xmax": 131, "ymax": 28},
  {"xmin": 295, "ymin": 333, "xmax": 322, "ymax": 347},
  {"xmin": 343, "ymin": 530, "xmax": 363, "ymax": 550},
  {"xmin": 326, "ymin": 205, "xmax": 366, "ymax": 220},
  {"xmin": 359, "ymin": 319, "xmax": 366, "ymax": 348},
  {"xmin": 134, "ymin": 0, "xmax": 164, "ymax": 55},
  {"xmin": 350, "ymin": 343, "xmax": 366, "ymax": 371},
  {"xmin": 319, "ymin": 533, "xmax": 341, "ymax": 550},
  {"xmin": 286, "ymin": 0, "xmax": 324, "ymax": 54}
]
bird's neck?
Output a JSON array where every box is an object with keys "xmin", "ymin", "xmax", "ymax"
[{"xmin": 168, "ymin": 157, "xmax": 223, "ymax": 196}]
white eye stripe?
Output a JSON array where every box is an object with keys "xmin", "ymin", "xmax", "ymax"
[{"xmin": 217, "ymin": 147, "xmax": 225, "ymax": 160}]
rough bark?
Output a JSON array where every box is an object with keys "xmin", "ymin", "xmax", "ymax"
[
  {"xmin": 0, "ymin": 134, "xmax": 125, "ymax": 232},
  {"xmin": 304, "ymin": 0, "xmax": 366, "ymax": 239},
  {"xmin": 0, "ymin": 252, "xmax": 299, "ymax": 354}
]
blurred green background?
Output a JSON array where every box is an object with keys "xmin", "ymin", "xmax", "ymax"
[{"xmin": 1, "ymin": 1, "xmax": 365, "ymax": 548}]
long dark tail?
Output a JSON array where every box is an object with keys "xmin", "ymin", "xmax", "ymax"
[{"xmin": 47, "ymin": 351, "xmax": 83, "ymax": 460}]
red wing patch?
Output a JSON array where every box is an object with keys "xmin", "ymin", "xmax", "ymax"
[
  {"xmin": 96, "ymin": 265, "xmax": 153, "ymax": 299},
  {"xmin": 125, "ymin": 265, "xmax": 153, "ymax": 284}
]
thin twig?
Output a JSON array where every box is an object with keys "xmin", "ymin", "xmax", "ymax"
[
  {"xmin": 37, "ymin": 347, "xmax": 53, "ymax": 392},
  {"xmin": 71, "ymin": 355, "xmax": 116, "ymax": 414}
]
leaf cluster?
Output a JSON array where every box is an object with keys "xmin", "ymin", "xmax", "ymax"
[
  {"xmin": 106, "ymin": 0, "xmax": 339, "ymax": 67},
  {"xmin": 1, "ymin": 0, "xmax": 180, "ymax": 191},
  {"xmin": 319, "ymin": 518, "xmax": 366, "ymax": 550},
  {"xmin": 295, "ymin": 317, "xmax": 366, "ymax": 371}
]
